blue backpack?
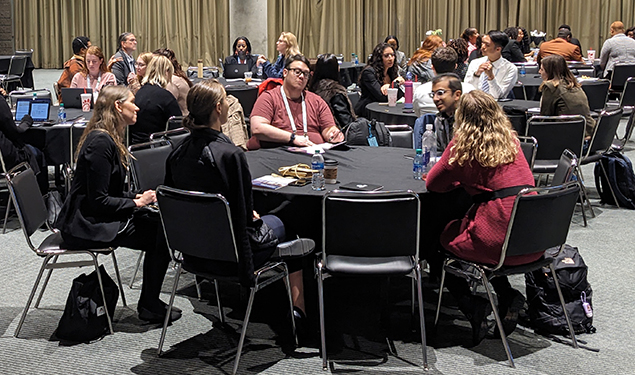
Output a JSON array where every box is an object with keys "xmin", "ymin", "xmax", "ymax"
[{"xmin": 593, "ymin": 151, "xmax": 635, "ymax": 209}]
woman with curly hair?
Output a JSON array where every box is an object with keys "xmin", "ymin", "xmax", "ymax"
[
  {"xmin": 447, "ymin": 38, "xmax": 469, "ymax": 79},
  {"xmin": 426, "ymin": 90, "xmax": 534, "ymax": 345},
  {"xmin": 354, "ymin": 42, "xmax": 404, "ymax": 117},
  {"xmin": 404, "ymin": 35, "xmax": 444, "ymax": 82}
]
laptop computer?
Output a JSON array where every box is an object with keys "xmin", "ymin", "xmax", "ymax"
[
  {"xmin": 223, "ymin": 64, "xmax": 251, "ymax": 79},
  {"xmin": 61, "ymin": 88, "xmax": 93, "ymax": 109},
  {"xmin": 14, "ymin": 98, "xmax": 51, "ymax": 123}
]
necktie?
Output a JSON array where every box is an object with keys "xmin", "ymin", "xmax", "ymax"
[{"xmin": 481, "ymin": 75, "xmax": 490, "ymax": 93}]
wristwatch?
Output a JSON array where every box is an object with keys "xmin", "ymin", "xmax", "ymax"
[{"xmin": 289, "ymin": 132, "xmax": 296, "ymax": 144}]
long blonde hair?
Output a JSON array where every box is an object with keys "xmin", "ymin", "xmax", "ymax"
[
  {"xmin": 450, "ymin": 90, "xmax": 518, "ymax": 168},
  {"xmin": 142, "ymin": 55, "xmax": 173, "ymax": 88},
  {"xmin": 75, "ymin": 85, "xmax": 132, "ymax": 167},
  {"xmin": 280, "ymin": 32, "xmax": 301, "ymax": 59}
]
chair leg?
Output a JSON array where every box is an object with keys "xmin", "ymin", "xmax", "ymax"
[
  {"xmin": 434, "ymin": 262, "xmax": 447, "ymax": 326},
  {"xmin": 480, "ymin": 271, "xmax": 515, "ymax": 368},
  {"xmin": 15, "ymin": 255, "xmax": 53, "ymax": 337},
  {"xmin": 2, "ymin": 195, "xmax": 11, "ymax": 234},
  {"xmin": 92, "ymin": 256, "xmax": 114, "ymax": 335},
  {"xmin": 415, "ymin": 265, "xmax": 428, "ymax": 370},
  {"xmin": 111, "ymin": 252, "xmax": 127, "ymax": 307},
  {"xmin": 34, "ymin": 254, "xmax": 58, "ymax": 308},
  {"xmin": 194, "ymin": 275, "xmax": 203, "ymax": 301},
  {"xmin": 129, "ymin": 251, "xmax": 144, "ymax": 288},
  {"xmin": 317, "ymin": 262, "xmax": 328, "ymax": 371},
  {"xmin": 578, "ymin": 189, "xmax": 588, "ymax": 227},
  {"xmin": 549, "ymin": 263, "xmax": 579, "ymax": 349},
  {"xmin": 233, "ymin": 286, "xmax": 257, "ymax": 375},
  {"xmin": 411, "ymin": 278, "xmax": 416, "ymax": 318},
  {"xmin": 574, "ymin": 167, "xmax": 595, "ymax": 220},
  {"xmin": 282, "ymin": 263, "xmax": 297, "ymax": 346},
  {"xmin": 213, "ymin": 279, "xmax": 225, "ymax": 324},
  {"xmin": 157, "ymin": 263, "xmax": 183, "ymax": 356}
]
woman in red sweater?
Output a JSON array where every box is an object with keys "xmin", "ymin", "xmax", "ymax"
[{"xmin": 426, "ymin": 90, "xmax": 535, "ymax": 345}]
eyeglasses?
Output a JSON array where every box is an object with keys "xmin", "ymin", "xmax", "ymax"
[
  {"xmin": 135, "ymin": 62, "xmax": 145, "ymax": 68},
  {"xmin": 288, "ymin": 67, "xmax": 311, "ymax": 78},
  {"xmin": 428, "ymin": 89, "xmax": 450, "ymax": 98},
  {"xmin": 383, "ymin": 53, "xmax": 395, "ymax": 58},
  {"xmin": 126, "ymin": 38, "xmax": 137, "ymax": 43}
]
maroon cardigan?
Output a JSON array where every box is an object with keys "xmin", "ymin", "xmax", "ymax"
[{"xmin": 426, "ymin": 139, "xmax": 538, "ymax": 266}]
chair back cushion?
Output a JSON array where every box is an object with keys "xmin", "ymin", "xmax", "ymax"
[
  {"xmin": 581, "ymin": 80, "xmax": 609, "ymax": 112},
  {"xmin": 620, "ymin": 77, "xmax": 635, "ymax": 108},
  {"xmin": 551, "ymin": 149, "xmax": 577, "ymax": 186},
  {"xmin": 527, "ymin": 115, "xmax": 585, "ymax": 159},
  {"xmin": 587, "ymin": 108, "xmax": 623, "ymax": 156},
  {"xmin": 129, "ymin": 140, "xmax": 173, "ymax": 191},
  {"xmin": 7, "ymin": 164, "xmax": 47, "ymax": 237},
  {"xmin": 611, "ymin": 63, "xmax": 635, "ymax": 92}
]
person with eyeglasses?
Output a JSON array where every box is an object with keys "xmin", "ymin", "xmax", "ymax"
[
  {"xmin": 257, "ymin": 32, "xmax": 301, "ymax": 79},
  {"xmin": 57, "ymin": 36, "xmax": 91, "ymax": 102},
  {"xmin": 111, "ymin": 32, "xmax": 138, "ymax": 86},
  {"xmin": 354, "ymin": 42, "xmax": 405, "ymax": 117},
  {"xmin": 249, "ymin": 55, "xmax": 344, "ymax": 149},
  {"xmin": 127, "ymin": 52, "xmax": 153, "ymax": 94}
]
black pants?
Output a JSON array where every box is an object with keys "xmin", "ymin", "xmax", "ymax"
[{"xmin": 61, "ymin": 211, "xmax": 171, "ymax": 307}]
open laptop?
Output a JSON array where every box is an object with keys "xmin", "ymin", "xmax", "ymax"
[
  {"xmin": 61, "ymin": 88, "xmax": 93, "ymax": 109},
  {"xmin": 14, "ymin": 98, "xmax": 51, "ymax": 123},
  {"xmin": 223, "ymin": 64, "xmax": 251, "ymax": 79}
]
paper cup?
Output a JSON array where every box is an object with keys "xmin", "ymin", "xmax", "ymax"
[
  {"xmin": 387, "ymin": 88, "xmax": 398, "ymax": 107},
  {"xmin": 587, "ymin": 50, "xmax": 595, "ymax": 60},
  {"xmin": 244, "ymin": 71, "xmax": 252, "ymax": 83},
  {"xmin": 80, "ymin": 93, "xmax": 92, "ymax": 112}
]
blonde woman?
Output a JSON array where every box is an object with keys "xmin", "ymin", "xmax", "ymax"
[
  {"xmin": 127, "ymin": 52, "xmax": 153, "ymax": 94},
  {"xmin": 257, "ymin": 31, "xmax": 301, "ymax": 78},
  {"xmin": 55, "ymin": 86, "xmax": 180, "ymax": 324},
  {"xmin": 130, "ymin": 55, "xmax": 181, "ymax": 144},
  {"xmin": 426, "ymin": 90, "xmax": 534, "ymax": 345}
]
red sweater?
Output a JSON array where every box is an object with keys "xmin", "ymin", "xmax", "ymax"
[{"xmin": 426, "ymin": 140, "xmax": 538, "ymax": 266}]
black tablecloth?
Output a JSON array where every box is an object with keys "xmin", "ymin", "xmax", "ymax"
[{"xmin": 365, "ymin": 102, "xmax": 418, "ymax": 126}]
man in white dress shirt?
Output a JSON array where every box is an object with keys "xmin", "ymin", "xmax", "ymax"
[{"xmin": 464, "ymin": 30, "xmax": 518, "ymax": 99}]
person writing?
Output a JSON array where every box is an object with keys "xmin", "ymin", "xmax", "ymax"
[
  {"xmin": 70, "ymin": 46, "xmax": 117, "ymax": 95},
  {"xmin": 249, "ymin": 55, "xmax": 344, "ymax": 149},
  {"xmin": 55, "ymin": 85, "xmax": 180, "ymax": 323}
]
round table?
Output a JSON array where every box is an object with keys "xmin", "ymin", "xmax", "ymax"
[{"xmin": 365, "ymin": 102, "xmax": 419, "ymax": 127}]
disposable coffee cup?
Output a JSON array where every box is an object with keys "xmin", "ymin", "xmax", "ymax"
[
  {"xmin": 336, "ymin": 54, "xmax": 343, "ymax": 64},
  {"xmin": 80, "ymin": 93, "xmax": 92, "ymax": 112},
  {"xmin": 324, "ymin": 159, "xmax": 339, "ymax": 184},
  {"xmin": 244, "ymin": 71, "xmax": 253, "ymax": 83},
  {"xmin": 587, "ymin": 50, "xmax": 595, "ymax": 60},
  {"xmin": 387, "ymin": 88, "xmax": 398, "ymax": 107}
]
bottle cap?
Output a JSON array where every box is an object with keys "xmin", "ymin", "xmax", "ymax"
[{"xmin": 416, "ymin": 148, "xmax": 422, "ymax": 154}]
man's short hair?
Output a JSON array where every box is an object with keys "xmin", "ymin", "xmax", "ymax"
[
  {"xmin": 487, "ymin": 30, "xmax": 509, "ymax": 49},
  {"xmin": 611, "ymin": 21, "xmax": 626, "ymax": 33},
  {"xmin": 559, "ymin": 24, "xmax": 571, "ymax": 31},
  {"xmin": 557, "ymin": 29, "xmax": 572, "ymax": 39},
  {"xmin": 431, "ymin": 47, "xmax": 458, "ymax": 74},
  {"xmin": 72, "ymin": 36, "xmax": 90, "ymax": 55},
  {"xmin": 284, "ymin": 54, "xmax": 310, "ymax": 70},
  {"xmin": 432, "ymin": 73, "xmax": 462, "ymax": 93}
]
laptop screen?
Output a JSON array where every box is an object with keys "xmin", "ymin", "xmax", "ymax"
[
  {"xmin": 15, "ymin": 100, "xmax": 30, "ymax": 121},
  {"xmin": 30, "ymin": 101, "xmax": 50, "ymax": 122}
]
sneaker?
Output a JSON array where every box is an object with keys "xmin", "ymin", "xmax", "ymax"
[
  {"xmin": 273, "ymin": 238, "xmax": 315, "ymax": 259},
  {"xmin": 462, "ymin": 296, "xmax": 492, "ymax": 346},
  {"xmin": 494, "ymin": 289, "xmax": 526, "ymax": 338},
  {"xmin": 138, "ymin": 301, "xmax": 182, "ymax": 324}
]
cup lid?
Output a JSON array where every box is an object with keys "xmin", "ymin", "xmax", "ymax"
[{"xmin": 324, "ymin": 159, "xmax": 339, "ymax": 166}]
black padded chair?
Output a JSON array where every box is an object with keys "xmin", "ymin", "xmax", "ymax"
[
  {"xmin": 0, "ymin": 55, "xmax": 28, "ymax": 90},
  {"xmin": 434, "ymin": 182, "xmax": 581, "ymax": 368},
  {"xmin": 7, "ymin": 163, "xmax": 126, "ymax": 338},
  {"xmin": 385, "ymin": 124, "xmax": 413, "ymax": 148},
  {"xmin": 582, "ymin": 108, "xmax": 623, "ymax": 162},
  {"xmin": 551, "ymin": 149, "xmax": 593, "ymax": 226},
  {"xmin": 609, "ymin": 63, "xmax": 635, "ymax": 95},
  {"xmin": 150, "ymin": 127, "xmax": 191, "ymax": 149},
  {"xmin": 155, "ymin": 186, "xmax": 303, "ymax": 375},
  {"xmin": 518, "ymin": 136, "xmax": 537, "ymax": 170},
  {"xmin": 165, "ymin": 116, "xmax": 184, "ymax": 131},
  {"xmin": 581, "ymin": 79, "xmax": 610, "ymax": 113},
  {"xmin": 317, "ymin": 190, "xmax": 428, "ymax": 371},
  {"xmin": 0, "ymin": 150, "xmax": 11, "ymax": 234},
  {"xmin": 526, "ymin": 115, "xmax": 585, "ymax": 184}
]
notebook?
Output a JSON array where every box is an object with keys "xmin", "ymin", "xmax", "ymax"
[
  {"xmin": 14, "ymin": 98, "xmax": 51, "ymax": 122},
  {"xmin": 223, "ymin": 64, "xmax": 251, "ymax": 79},
  {"xmin": 61, "ymin": 88, "xmax": 93, "ymax": 109},
  {"xmin": 339, "ymin": 182, "xmax": 384, "ymax": 191}
]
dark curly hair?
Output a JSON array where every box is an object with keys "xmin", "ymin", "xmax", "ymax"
[
  {"xmin": 361, "ymin": 43, "xmax": 399, "ymax": 86},
  {"xmin": 518, "ymin": 27, "xmax": 531, "ymax": 54},
  {"xmin": 447, "ymin": 38, "xmax": 468, "ymax": 62}
]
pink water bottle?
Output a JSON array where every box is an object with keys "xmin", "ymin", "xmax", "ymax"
[{"xmin": 404, "ymin": 72, "xmax": 413, "ymax": 109}]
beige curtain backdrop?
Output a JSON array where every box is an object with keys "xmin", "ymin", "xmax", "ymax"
[
  {"xmin": 266, "ymin": 0, "xmax": 635, "ymax": 62},
  {"xmin": 14, "ymin": 0, "xmax": 229, "ymax": 68}
]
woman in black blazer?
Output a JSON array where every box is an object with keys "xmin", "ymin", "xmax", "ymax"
[
  {"xmin": 55, "ymin": 85, "xmax": 180, "ymax": 324},
  {"xmin": 223, "ymin": 36, "xmax": 259, "ymax": 76},
  {"xmin": 355, "ymin": 42, "xmax": 404, "ymax": 117}
]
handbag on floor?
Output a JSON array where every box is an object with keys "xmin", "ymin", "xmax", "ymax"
[{"xmin": 55, "ymin": 265, "xmax": 119, "ymax": 343}]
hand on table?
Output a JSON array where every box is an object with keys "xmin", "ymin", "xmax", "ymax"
[
  {"xmin": 326, "ymin": 127, "xmax": 344, "ymax": 143},
  {"xmin": 292, "ymin": 135, "xmax": 315, "ymax": 147}
]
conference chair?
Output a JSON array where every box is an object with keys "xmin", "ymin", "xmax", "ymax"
[
  {"xmin": 518, "ymin": 136, "xmax": 538, "ymax": 170},
  {"xmin": 582, "ymin": 108, "xmax": 623, "ymax": 161},
  {"xmin": 581, "ymin": 79, "xmax": 610, "ymax": 114},
  {"xmin": 165, "ymin": 116, "xmax": 184, "ymax": 131},
  {"xmin": 150, "ymin": 127, "xmax": 191, "ymax": 149},
  {"xmin": 613, "ymin": 110, "xmax": 635, "ymax": 152},
  {"xmin": 386, "ymin": 124, "xmax": 414, "ymax": 148},
  {"xmin": 7, "ymin": 163, "xmax": 126, "ymax": 338},
  {"xmin": 609, "ymin": 62, "xmax": 635, "ymax": 96},
  {"xmin": 0, "ymin": 150, "xmax": 12, "ymax": 234},
  {"xmin": 155, "ymin": 185, "xmax": 308, "ymax": 375},
  {"xmin": 0, "ymin": 55, "xmax": 28, "ymax": 91},
  {"xmin": 228, "ymin": 88, "xmax": 258, "ymax": 119},
  {"xmin": 551, "ymin": 149, "xmax": 592, "ymax": 226},
  {"xmin": 434, "ymin": 182, "xmax": 581, "ymax": 368},
  {"xmin": 126, "ymin": 139, "xmax": 173, "ymax": 287},
  {"xmin": 526, "ymin": 115, "xmax": 586, "ymax": 185},
  {"xmin": 317, "ymin": 190, "xmax": 428, "ymax": 371},
  {"xmin": 9, "ymin": 88, "xmax": 53, "ymax": 107}
]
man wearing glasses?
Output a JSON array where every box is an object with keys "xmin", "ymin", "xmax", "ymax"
[
  {"xmin": 111, "ymin": 32, "xmax": 138, "ymax": 86},
  {"xmin": 413, "ymin": 73, "xmax": 463, "ymax": 152},
  {"xmin": 250, "ymin": 55, "xmax": 344, "ymax": 149}
]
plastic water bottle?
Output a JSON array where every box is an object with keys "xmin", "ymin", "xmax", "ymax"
[
  {"xmin": 257, "ymin": 65, "xmax": 263, "ymax": 78},
  {"xmin": 311, "ymin": 151, "xmax": 325, "ymax": 191},
  {"xmin": 413, "ymin": 149, "xmax": 423, "ymax": 180},
  {"xmin": 519, "ymin": 64, "xmax": 526, "ymax": 77},
  {"xmin": 57, "ymin": 103, "xmax": 66, "ymax": 124},
  {"xmin": 421, "ymin": 124, "xmax": 437, "ymax": 173}
]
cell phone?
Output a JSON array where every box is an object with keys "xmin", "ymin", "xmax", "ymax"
[
  {"xmin": 402, "ymin": 109, "xmax": 415, "ymax": 113},
  {"xmin": 498, "ymin": 98, "xmax": 513, "ymax": 102},
  {"xmin": 289, "ymin": 179, "xmax": 310, "ymax": 187}
]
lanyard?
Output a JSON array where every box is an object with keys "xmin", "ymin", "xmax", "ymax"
[
  {"xmin": 86, "ymin": 73, "xmax": 101, "ymax": 91},
  {"xmin": 280, "ymin": 86, "xmax": 307, "ymax": 136}
]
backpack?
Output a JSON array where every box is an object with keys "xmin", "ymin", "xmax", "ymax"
[
  {"xmin": 55, "ymin": 265, "xmax": 119, "ymax": 343},
  {"xmin": 344, "ymin": 118, "xmax": 392, "ymax": 147},
  {"xmin": 525, "ymin": 245, "xmax": 596, "ymax": 335},
  {"xmin": 594, "ymin": 151, "xmax": 635, "ymax": 209}
]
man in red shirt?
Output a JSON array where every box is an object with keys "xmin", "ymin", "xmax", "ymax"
[
  {"xmin": 537, "ymin": 29, "xmax": 583, "ymax": 65},
  {"xmin": 250, "ymin": 55, "xmax": 344, "ymax": 149}
]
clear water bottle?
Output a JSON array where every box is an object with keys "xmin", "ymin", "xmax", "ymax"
[
  {"xmin": 257, "ymin": 65, "xmax": 263, "ymax": 78},
  {"xmin": 57, "ymin": 103, "xmax": 66, "ymax": 124},
  {"xmin": 421, "ymin": 124, "xmax": 437, "ymax": 173},
  {"xmin": 519, "ymin": 64, "xmax": 526, "ymax": 77},
  {"xmin": 413, "ymin": 149, "xmax": 423, "ymax": 180},
  {"xmin": 311, "ymin": 150, "xmax": 325, "ymax": 191},
  {"xmin": 354, "ymin": 53, "xmax": 359, "ymax": 65}
]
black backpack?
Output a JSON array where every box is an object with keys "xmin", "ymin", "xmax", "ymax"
[
  {"xmin": 344, "ymin": 118, "xmax": 392, "ymax": 147},
  {"xmin": 525, "ymin": 245, "xmax": 596, "ymax": 335},
  {"xmin": 594, "ymin": 151, "xmax": 635, "ymax": 209}
]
